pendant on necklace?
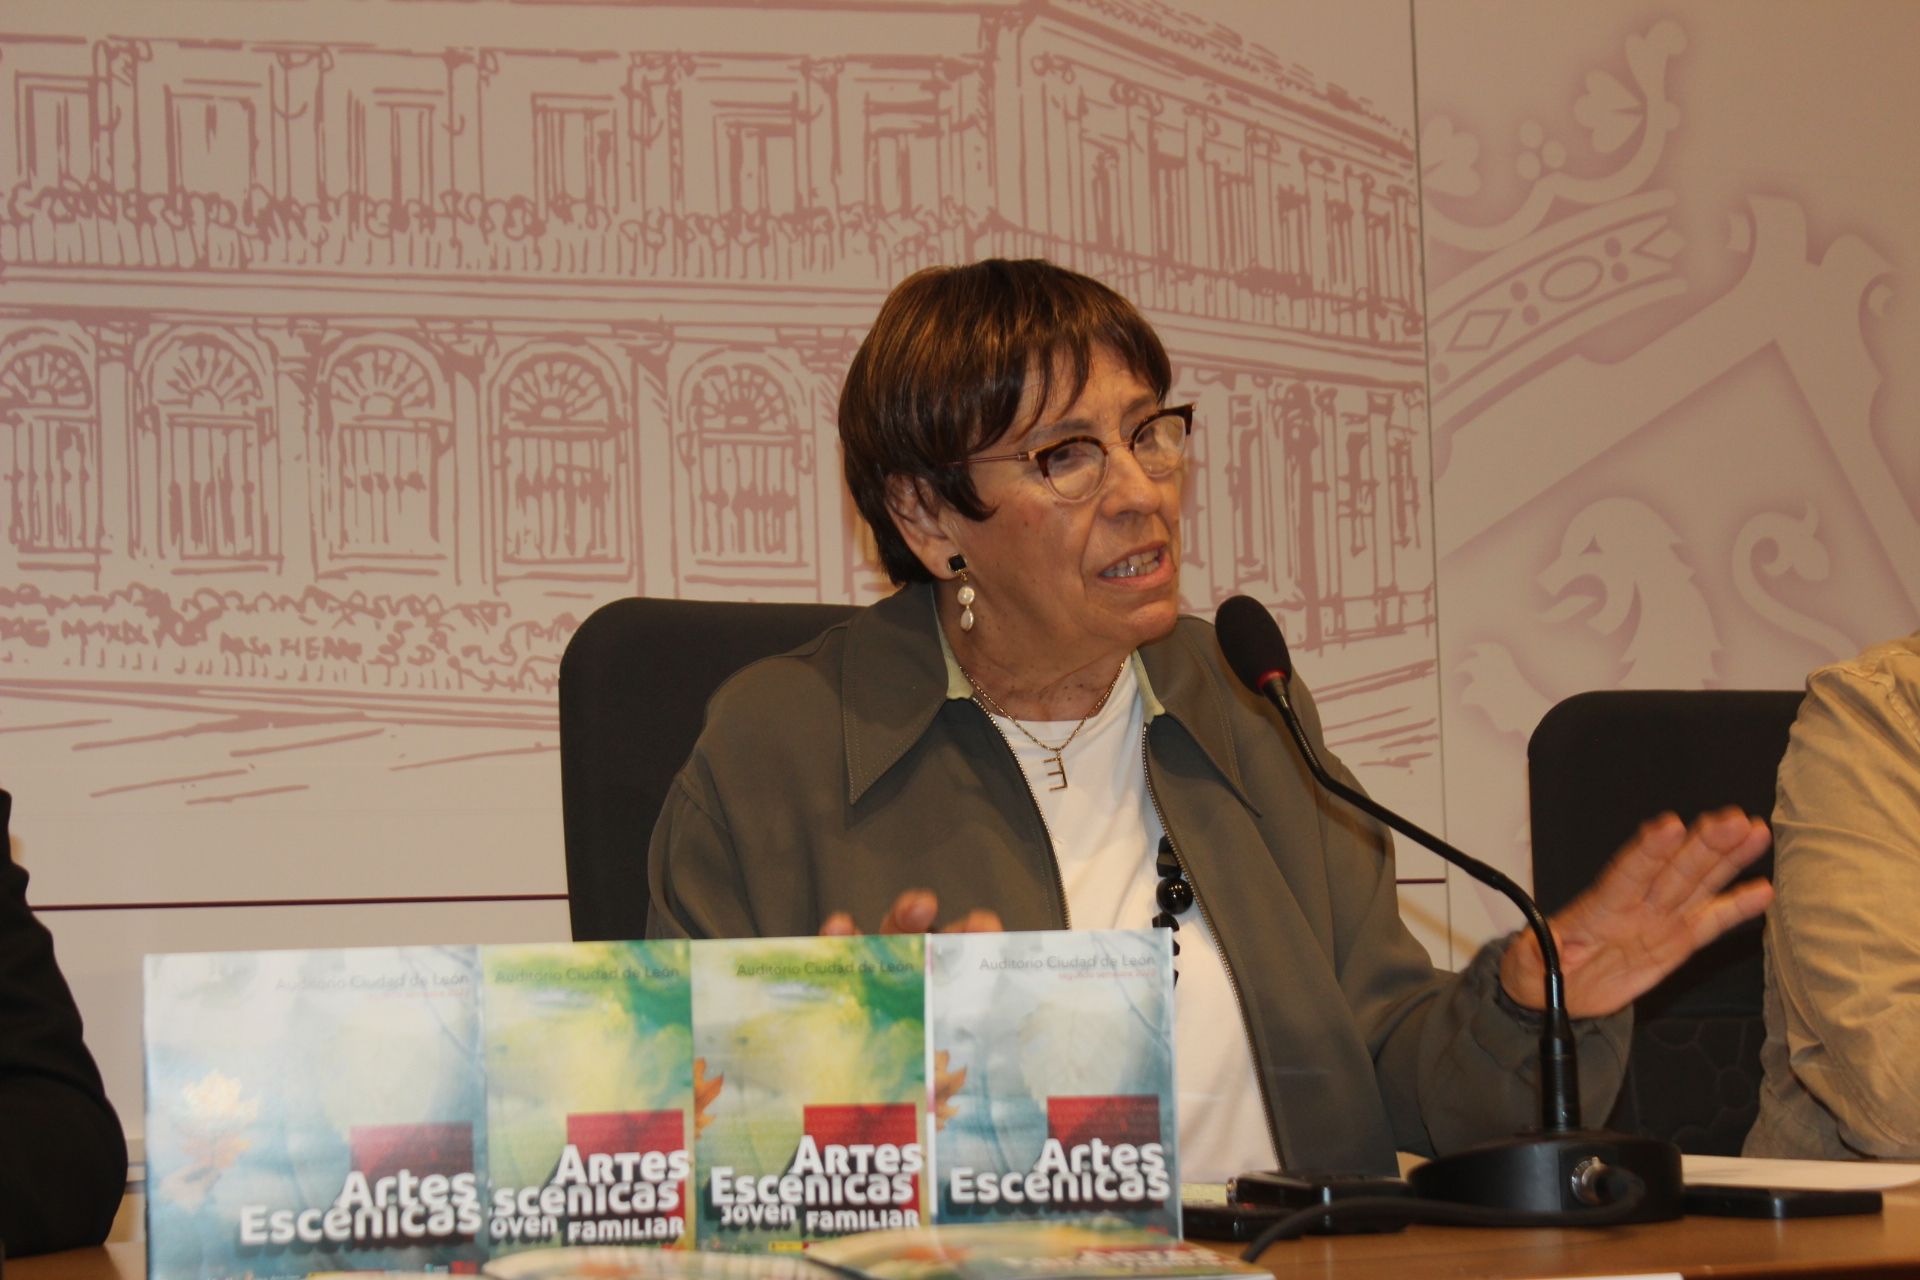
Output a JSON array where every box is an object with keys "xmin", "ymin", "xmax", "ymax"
[{"xmin": 1042, "ymin": 753, "xmax": 1068, "ymax": 791}]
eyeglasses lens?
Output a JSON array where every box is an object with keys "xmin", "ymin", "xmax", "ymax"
[
  {"xmin": 1133, "ymin": 412, "xmax": 1186, "ymax": 473},
  {"xmin": 1043, "ymin": 442, "xmax": 1105, "ymax": 499},
  {"xmin": 1037, "ymin": 410, "xmax": 1190, "ymax": 500}
]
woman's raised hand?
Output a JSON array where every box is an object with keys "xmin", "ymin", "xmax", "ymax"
[{"xmin": 1499, "ymin": 807, "xmax": 1774, "ymax": 1018}]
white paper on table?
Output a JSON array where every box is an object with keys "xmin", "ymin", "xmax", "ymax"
[{"xmin": 1684, "ymin": 1153, "xmax": 1920, "ymax": 1190}]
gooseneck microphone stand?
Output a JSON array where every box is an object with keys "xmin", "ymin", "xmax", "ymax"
[{"xmin": 1214, "ymin": 595, "xmax": 1681, "ymax": 1224}]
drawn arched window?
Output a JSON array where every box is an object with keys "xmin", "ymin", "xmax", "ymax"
[
  {"xmin": 1387, "ymin": 426, "xmax": 1419, "ymax": 550},
  {"xmin": 324, "ymin": 346, "xmax": 450, "ymax": 558},
  {"xmin": 1088, "ymin": 146, "xmax": 1120, "ymax": 250},
  {"xmin": 1225, "ymin": 395, "xmax": 1268, "ymax": 579},
  {"xmin": 1366, "ymin": 208, "xmax": 1397, "ymax": 307},
  {"xmin": 1273, "ymin": 186, "xmax": 1309, "ymax": 284},
  {"xmin": 1152, "ymin": 150, "xmax": 1187, "ymax": 261},
  {"xmin": 1340, "ymin": 428, "xmax": 1375, "ymax": 557},
  {"xmin": 497, "ymin": 353, "xmax": 629, "ymax": 569},
  {"xmin": 1278, "ymin": 383, "xmax": 1323, "ymax": 646},
  {"xmin": 1326, "ymin": 201, "xmax": 1355, "ymax": 296},
  {"xmin": 1216, "ymin": 172, "xmax": 1253, "ymax": 273},
  {"xmin": 682, "ymin": 362, "xmax": 805, "ymax": 567},
  {"xmin": 148, "ymin": 336, "xmax": 273, "ymax": 560},
  {"xmin": 866, "ymin": 111, "xmax": 938, "ymax": 216},
  {"xmin": 0, "ymin": 343, "xmax": 99, "ymax": 554}
]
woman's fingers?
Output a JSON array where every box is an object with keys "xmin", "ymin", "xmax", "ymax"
[{"xmin": 819, "ymin": 890, "xmax": 1001, "ymax": 935}]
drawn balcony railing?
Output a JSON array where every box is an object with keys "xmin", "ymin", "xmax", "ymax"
[
  {"xmin": 0, "ymin": 181, "xmax": 971, "ymax": 289},
  {"xmin": 0, "ymin": 183, "xmax": 1423, "ymax": 343},
  {"xmin": 972, "ymin": 223, "xmax": 1424, "ymax": 348}
]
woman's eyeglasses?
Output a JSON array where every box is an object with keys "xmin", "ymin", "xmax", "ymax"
[{"xmin": 960, "ymin": 405, "xmax": 1194, "ymax": 502}]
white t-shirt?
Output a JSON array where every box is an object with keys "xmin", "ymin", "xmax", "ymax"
[{"xmin": 971, "ymin": 658, "xmax": 1281, "ymax": 1183}]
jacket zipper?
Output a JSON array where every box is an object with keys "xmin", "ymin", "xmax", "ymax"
[
  {"xmin": 1142, "ymin": 727, "xmax": 1284, "ymax": 1166},
  {"xmin": 970, "ymin": 701, "xmax": 1072, "ymax": 928}
]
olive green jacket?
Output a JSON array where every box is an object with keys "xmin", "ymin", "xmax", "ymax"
[{"xmin": 647, "ymin": 584, "xmax": 1628, "ymax": 1172}]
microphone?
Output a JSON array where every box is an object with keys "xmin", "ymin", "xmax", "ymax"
[{"xmin": 1213, "ymin": 595, "xmax": 1681, "ymax": 1222}]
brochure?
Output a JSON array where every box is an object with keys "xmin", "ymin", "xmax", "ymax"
[
  {"xmin": 925, "ymin": 932, "xmax": 1177, "ymax": 1233},
  {"xmin": 145, "ymin": 946, "xmax": 491, "ymax": 1280},
  {"xmin": 692, "ymin": 934, "xmax": 928, "ymax": 1251},
  {"xmin": 482, "ymin": 941, "xmax": 695, "ymax": 1248}
]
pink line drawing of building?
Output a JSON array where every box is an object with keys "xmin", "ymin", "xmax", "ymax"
[{"xmin": 0, "ymin": 0, "xmax": 1434, "ymax": 722}]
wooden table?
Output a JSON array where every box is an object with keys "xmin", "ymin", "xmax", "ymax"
[
  {"xmin": 1247, "ymin": 1184, "xmax": 1920, "ymax": 1277},
  {"xmin": 16, "ymin": 1189, "xmax": 1920, "ymax": 1280}
]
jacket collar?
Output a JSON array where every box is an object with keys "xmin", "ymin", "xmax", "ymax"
[
  {"xmin": 1139, "ymin": 618, "xmax": 1255, "ymax": 811},
  {"xmin": 842, "ymin": 583, "xmax": 1252, "ymax": 809},
  {"xmin": 842, "ymin": 584, "xmax": 954, "ymax": 805}
]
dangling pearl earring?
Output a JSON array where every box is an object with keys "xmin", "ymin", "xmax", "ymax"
[{"xmin": 948, "ymin": 553, "xmax": 977, "ymax": 632}]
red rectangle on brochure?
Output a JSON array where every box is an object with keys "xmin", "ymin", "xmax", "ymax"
[
  {"xmin": 348, "ymin": 1122, "xmax": 476, "ymax": 1244},
  {"xmin": 804, "ymin": 1102, "xmax": 917, "ymax": 1148},
  {"xmin": 1046, "ymin": 1094, "xmax": 1161, "ymax": 1150},
  {"xmin": 567, "ymin": 1109, "xmax": 688, "ymax": 1233},
  {"xmin": 350, "ymin": 1121, "xmax": 474, "ymax": 1180},
  {"xmin": 568, "ymin": 1109, "xmax": 686, "ymax": 1158},
  {"xmin": 803, "ymin": 1102, "xmax": 919, "ymax": 1207}
]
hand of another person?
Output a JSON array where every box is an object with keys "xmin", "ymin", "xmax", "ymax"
[
  {"xmin": 818, "ymin": 888, "xmax": 1003, "ymax": 936},
  {"xmin": 1499, "ymin": 807, "xmax": 1774, "ymax": 1018}
]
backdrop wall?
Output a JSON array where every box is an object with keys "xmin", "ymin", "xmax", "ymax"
[{"xmin": 0, "ymin": 0, "xmax": 1913, "ymax": 1153}]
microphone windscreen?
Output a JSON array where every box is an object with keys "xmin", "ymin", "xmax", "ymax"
[{"xmin": 1214, "ymin": 595, "xmax": 1293, "ymax": 693}]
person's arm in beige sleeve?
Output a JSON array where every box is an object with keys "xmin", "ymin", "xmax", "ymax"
[{"xmin": 1767, "ymin": 635, "xmax": 1920, "ymax": 1157}]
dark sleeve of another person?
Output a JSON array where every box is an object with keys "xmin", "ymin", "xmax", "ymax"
[{"xmin": 0, "ymin": 791, "xmax": 128, "ymax": 1256}]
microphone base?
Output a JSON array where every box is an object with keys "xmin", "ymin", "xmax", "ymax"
[{"xmin": 1407, "ymin": 1130, "xmax": 1683, "ymax": 1223}]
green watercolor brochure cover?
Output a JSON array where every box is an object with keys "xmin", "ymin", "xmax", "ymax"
[
  {"xmin": 483, "ymin": 942, "xmax": 695, "ymax": 1249},
  {"xmin": 692, "ymin": 934, "xmax": 929, "ymax": 1252}
]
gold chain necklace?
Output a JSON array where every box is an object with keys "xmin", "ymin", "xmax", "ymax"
[{"xmin": 963, "ymin": 661, "xmax": 1126, "ymax": 792}]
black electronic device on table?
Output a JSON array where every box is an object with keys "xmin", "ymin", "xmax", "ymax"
[{"xmin": 1683, "ymin": 1184, "xmax": 1883, "ymax": 1218}]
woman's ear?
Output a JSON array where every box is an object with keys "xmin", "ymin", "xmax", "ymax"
[{"xmin": 885, "ymin": 475, "xmax": 964, "ymax": 580}]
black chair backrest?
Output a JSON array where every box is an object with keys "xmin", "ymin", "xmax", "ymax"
[
  {"xmin": 1528, "ymin": 688, "xmax": 1804, "ymax": 1155},
  {"xmin": 558, "ymin": 596, "xmax": 859, "ymax": 942}
]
